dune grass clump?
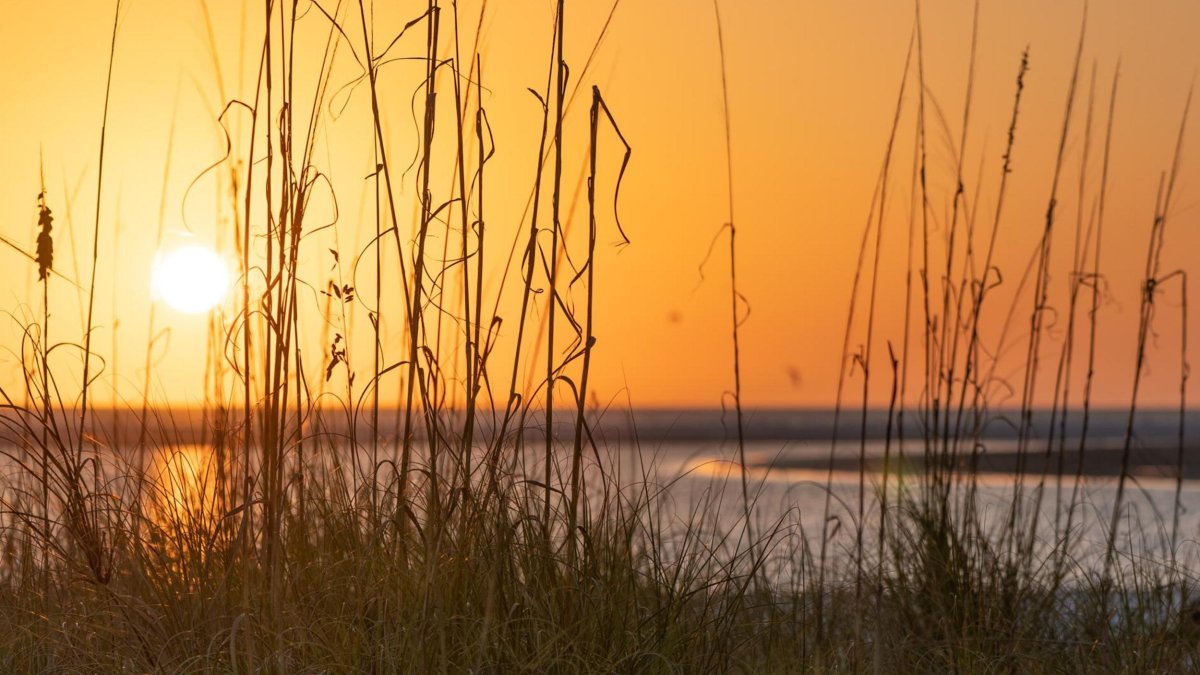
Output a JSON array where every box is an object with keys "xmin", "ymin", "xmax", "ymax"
[
  {"xmin": 0, "ymin": 1, "xmax": 782, "ymax": 671},
  {"xmin": 0, "ymin": 1, "xmax": 1197, "ymax": 673}
]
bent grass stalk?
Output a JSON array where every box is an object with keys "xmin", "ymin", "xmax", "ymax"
[
  {"xmin": 815, "ymin": 19, "xmax": 914, "ymax": 641},
  {"xmin": 710, "ymin": 0, "xmax": 753, "ymax": 553},
  {"xmin": 1060, "ymin": 65, "xmax": 1119, "ymax": 584},
  {"xmin": 1104, "ymin": 87, "xmax": 1193, "ymax": 585},
  {"xmin": 74, "ymin": 0, "xmax": 121, "ymax": 586},
  {"xmin": 1015, "ymin": 9, "xmax": 1086, "ymax": 564}
]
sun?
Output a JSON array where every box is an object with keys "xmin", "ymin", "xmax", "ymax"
[{"xmin": 151, "ymin": 245, "xmax": 230, "ymax": 314}]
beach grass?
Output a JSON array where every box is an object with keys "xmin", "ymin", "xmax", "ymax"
[{"xmin": 0, "ymin": 1, "xmax": 1196, "ymax": 672}]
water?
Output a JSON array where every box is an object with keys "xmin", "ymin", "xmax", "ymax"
[
  {"xmin": 599, "ymin": 408, "xmax": 1200, "ymax": 579},
  {"xmin": 9, "ymin": 407, "xmax": 1200, "ymax": 579}
]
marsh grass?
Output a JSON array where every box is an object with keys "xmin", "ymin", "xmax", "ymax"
[{"xmin": 0, "ymin": 1, "xmax": 1198, "ymax": 673}]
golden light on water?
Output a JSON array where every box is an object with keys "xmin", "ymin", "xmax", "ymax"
[
  {"xmin": 147, "ymin": 444, "xmax": 219, "ymax": 525},
  {"xmin": 150, "ymin": 245, "xmax": 230, "ymax": 314}
]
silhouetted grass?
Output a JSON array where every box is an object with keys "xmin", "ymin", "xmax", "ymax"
[{"xmin": 0, "ymin": 2, "xmax": 1197, "ymax": 673}]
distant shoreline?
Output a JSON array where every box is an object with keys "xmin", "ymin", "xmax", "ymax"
[
  {"xmin": 750, "ymin": 443, "xmax": 1200, "ymax": 479},
  {"xmin": 3, "ymin": 406, "xmax": 1196, "ymax": 446}
]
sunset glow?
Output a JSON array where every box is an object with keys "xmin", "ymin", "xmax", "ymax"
[
  {"xmin": 2, "ymin": 1, "xmax": 1198, "ymax": 408},
  {"xmin": 4, "ymin": 2, "xmax": 1200, "ymax": 667}
]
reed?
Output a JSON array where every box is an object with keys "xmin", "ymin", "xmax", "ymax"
[{"xmin": 0, "ymin": 2, "xmax": 1198, "ymax": 672}]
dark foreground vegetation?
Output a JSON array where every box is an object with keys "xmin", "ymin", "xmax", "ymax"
[{"xmin": 0, "ymin": 1, "xmax": 1197, "ymax": 672}]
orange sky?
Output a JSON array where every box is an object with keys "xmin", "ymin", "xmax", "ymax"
[{"xmin": 0, "ymin": 0, "xmax": 1198, "ymax": 410}]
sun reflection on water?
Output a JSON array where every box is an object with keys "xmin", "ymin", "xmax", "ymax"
[{"xmin": 144, "ymin": 444, "xmax": 223, "ymax": 529}]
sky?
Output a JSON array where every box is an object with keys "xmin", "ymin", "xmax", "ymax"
[{"xmin": 0, "ymin": 0, "xmax": 1198, "ymax": 411}]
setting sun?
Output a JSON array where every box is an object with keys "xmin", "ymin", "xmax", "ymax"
[{"xmin": 151, "ymin": 245, "xmax": 229, "ymax": 314}]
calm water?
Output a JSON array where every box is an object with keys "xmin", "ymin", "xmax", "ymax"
[
  {"xmin": 599, "ymin": 408, "xmax": 1200, "ymax": 576},
  {"xmin": 8, "ymin": 407, "xmax": 1200, "ymax": 577}
]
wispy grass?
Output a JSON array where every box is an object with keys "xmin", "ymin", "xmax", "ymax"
[{"xmin": 0, "ymin": 2, "xmax": 1197, "ymax": 673}]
